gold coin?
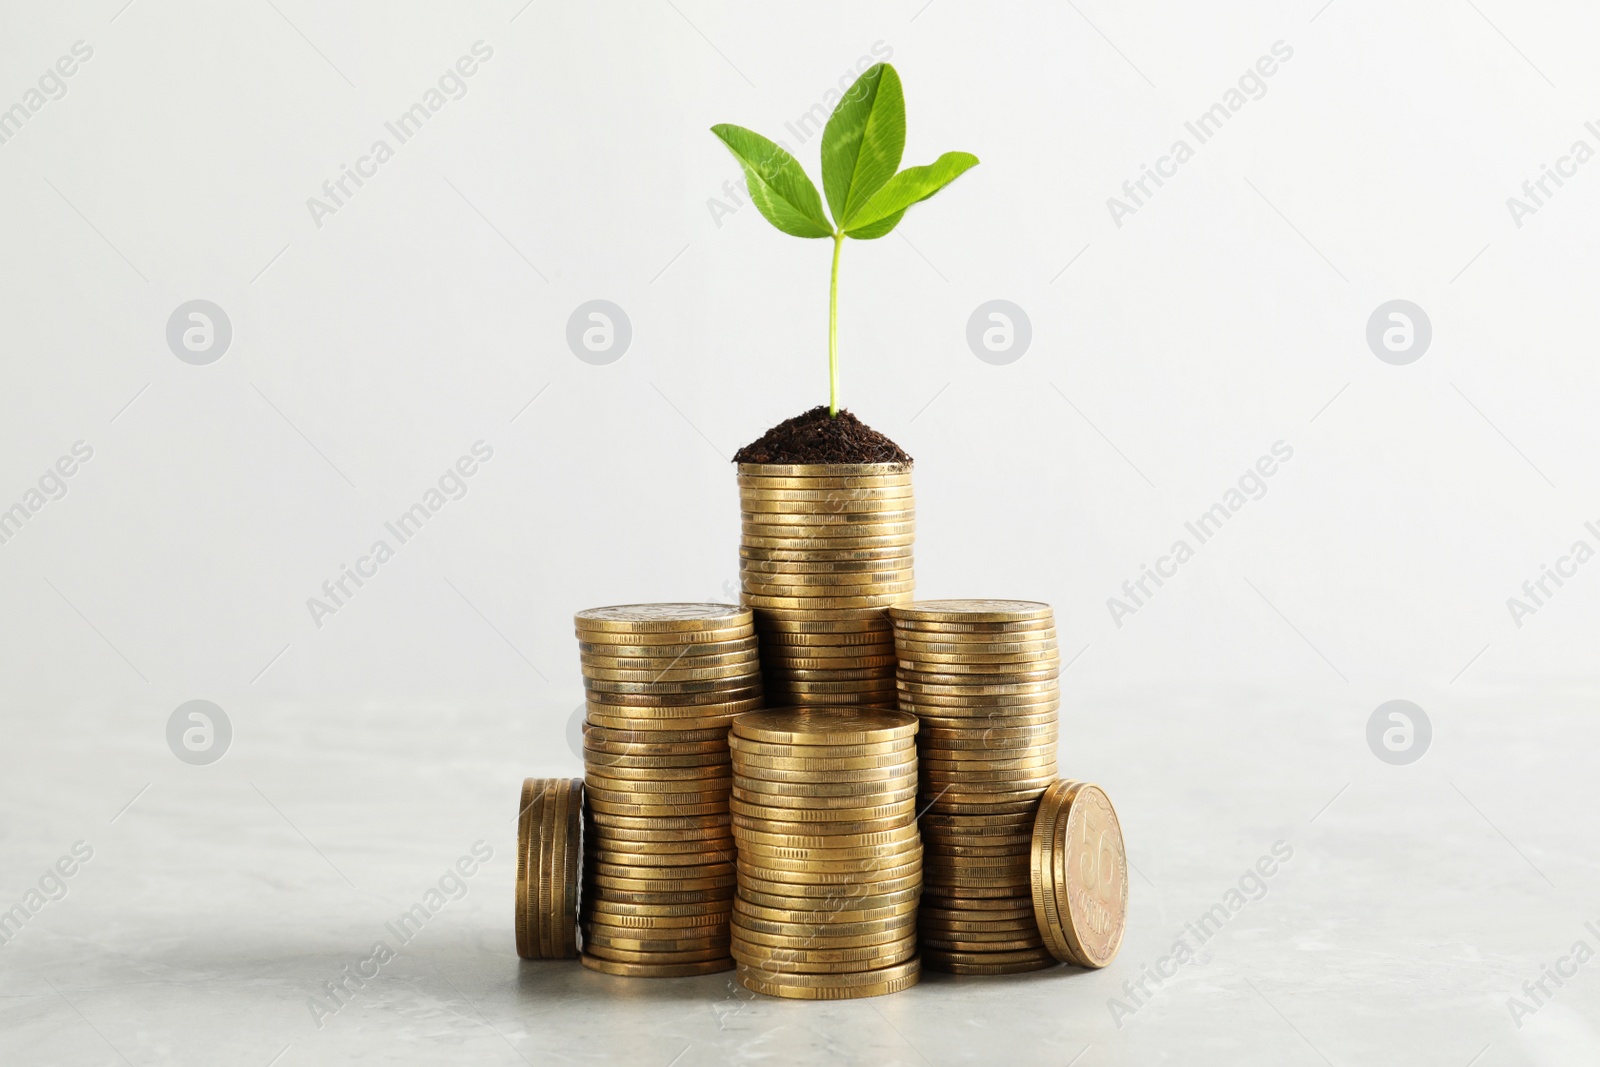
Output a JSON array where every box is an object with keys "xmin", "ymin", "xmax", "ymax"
[
  {"xmin": 732, "ymin": 813, "xmax": 913, "ymax": 838},
  {"xmin": 1036, "ymin": 780, "xmax": 1128, "ymax": 968},
  {"xmin": 732, "ymin": 940, "xmax": 917, "ymax": 974},
  {"xmin": 580, "ymin": 954, "xmax": 733, "ymax": 977},
  {"xmin": 893, "ymin": 635, "xmax": 1058, "ymax": 655},
  {"xmin": 588, "ymin": 856, "xmax": 732, "ymax": 876},
  {"xmin": 588, "ymin": 810, "xmax": 731, "ymax": 831},
  {"xmin": 763, "ymin": 656, "xmax": 898, "ymax": 674},
  {"xmin": 920, "ymin": 946, "xmax": 1056, "ymax": 965},
  {"xmin": 740, "ymin": 507, "xmax": 916, "ymax": 526},
  {"xmin": 739, "ymin": 852, "xmax": 921, "ymax": 880},
  {"xmin": 760, "ymin": 667, "xmax": 897, "ymax": 685},
  {"xmin": 755, "ymin": 610, "xmax": 895, "ymax": 629},
  {"xmin": 583, "ymin": 929, "xmax": 732, "ymax": 954},
  {"xmin": 738, "ymin": 870, "xmax": 921, "ymax": 899},
  {"xmin": 732, "ymin": 771, "xmax": 918, "ymax": 796},
  {"xmin": 588, "ymin": 889, "xmax": 737, "ymax": 907},
  {"xmin": 741, "ymin": 546, "xmax": 912, "ymax": 565},
  {"xmin": 732, "ymin": 707, "xmax": 916, "ymax": 746},
  {"xmin": 731, "ymin": 923, "xmax": 916, "ymax": 952},
  {"xmin": 919, "ymin": 913, "xmax": 1040, "ymax": 932},
  {"xmin": 583, "ymin": 910, "xmax": 730, "ymax": 931},
  {"xmin": 890, "ymin": 600, "xmax": 1052, "ymax": 623},
  {"xmin": 580, "ymin": 633, "xmax": 759, "ymax": 655},
  {"xmin": 583, "ymin": 735, "xmax": 728, "ymax": 755},
  {"xmin": 582, "ymin": 942, "xmax": 733, "ymax": 964},
  {"xmin": 734, "ymin": 958, "xmax": 919, "ymax": 999},
  {"xmin": 586, "ymin": 849, "xmax": 733, "ymax": 870},
  {"xmin": 583, "ymin": 676, "xmax": 763, "ymax": 697},
  {"xmin": 732, "ymin": 825, "xmax": 921, "ymax": 857},
  {"xmin": 735, "ymin": 897, "xmax": 917, "ymax": 925},
  {"xmin": 729, "ymin": 735, "xmax": 910, "ymax": 759},
  {"xmin": 588, "ymin": 871, "xmax": 738, "ymax": 893},
  {"xmin": 733, "ymin": 763, "xmax": 914, "ymax": 786},
  {"xmin": 585, "ymin": 761, "xmax": 732, "ymax": 782},
  {"xmin": 921, "ymin": 956, "xmax": 1057, "ymax": 975},
  {"xmin": 575, "ymin": 603, "xmax": 752, "ymax": 632},
  {"xmin": 730, "ymin": 797, "xmax": 912, "ymax": 822},
  {"xmin": 581, "ymin": 661, "xmax": 760, "ymax": 683},
  {"xmin": 741, "ymin": 533, "xmax": 916, "ymax": 551},
  {"xmin": 586, "ymin": 897, "xmax": 732, "ymax": 918},
  {"xmin": 924, "ymin": 877, "xmax": 1033, "ymax": 895},
  {"xmin": 736, "ymin": 882, "xmax": 921, "ymax": 912},
  {"xmin": 584, "ymin": 751, "xmax": 730, "ymax": 771},
  {"xmin": 585, "ymin": 687, "xmax": 765, "ymax": 709},
  {"xmin": 731, "ymin": 786, "xmax": 917, "ymax": 811},
  {"xmin": 731, "ymin": 752, "xmax": 913, "ymax": 774},
  {"xmin": 736, "ymin": 473, "xmax": 913, "ymax": 490},
  {"xmin": 579, "ymin": 624, "xmax": 755, "ymax": 646},
  {"xmin": 586, "ymin": 799, "xmax": 727, "ymax": 819},
  {"xmin": 738, "ymin": 483, "xmax": 915, "ymax": 501},
  {"xmin": 740, "ymin": 504, "xmax": 916, "ymax": 522},
  {"xmin": 741, "ymin": 555, "xmax": 913, "ymax": 574},
  {"xmin": 744, "ymin": 594, "xmax": 912, "ymax": 612},
  {"xmin": 743, "ymin": 582, "xmax": 914, "ymax": 602},
  {"xmin": 731, "ymin": 909, "xmax": 917, "ymax": 939},
  {"xmin": 890, "ymin": 618, "xmax": 1055, "ymax": 634},
  {"xmin": 584, "ymin": 714, "xmax": 748, "ymax": 734},
  {"xmin": 736, "ymin": 462, "xmax": 911, "ymax": 478},
  {"xmin": 743, "ymin": 568, "xmax": 915, "ymax": 589}
]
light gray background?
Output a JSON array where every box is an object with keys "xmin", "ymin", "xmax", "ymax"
[{"xmin": 2, "ymin": 1, "xmax": 1597, "ymax": 1064}]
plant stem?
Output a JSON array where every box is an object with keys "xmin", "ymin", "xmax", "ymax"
[{"xmin": 828, "ymin": 232, "xmax": 843, "ymax": 416}]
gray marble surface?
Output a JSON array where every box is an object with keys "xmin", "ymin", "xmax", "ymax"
[{"xmin": 1, "ymin": 692, "xmax": 1594, "ymax": 1066}]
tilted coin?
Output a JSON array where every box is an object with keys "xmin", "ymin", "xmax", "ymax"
[{"xmin": 1034, "ymin": 779, "xmax": 1128, "ymax": 968}]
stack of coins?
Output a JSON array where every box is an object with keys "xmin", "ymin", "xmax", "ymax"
[
  {"xmin": 1031, "ymin": 780, "xmax": 1128, "ymax": 968},
  {"xmin": 889, "ymin": 600, "xmax": 1061, "ymax": 974},
  {"xmin": 515, "ymin": 777, "xmax": 583, "ymax": 959},
  {"xmin": 575, "ymin": 604, "xmax": 763, "ymax": 977},
  {"xmin": 728, "ymin": 707, "xmax": 923, "ymax": 999},
  {"xmin": 737, "ymin": 463, "xmax": 915, "ymax": 710}
]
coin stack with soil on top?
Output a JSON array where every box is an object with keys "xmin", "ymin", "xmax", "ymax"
[
  {"xmin": 575, "ymin": 603, "xmax": 763, "ymax": 977},
  {"xmin": 889, "ymin": 600, "xmax": 1062, "ymax": 974},
  {"xmin": 728, "ymin": 706, "xmax": 923, "ymax": 999},
  {"xmin": 735, "ymin": 408, "xmax": 916, "ymax": 712}
]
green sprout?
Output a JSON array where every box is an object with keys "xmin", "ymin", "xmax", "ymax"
[{"xmin": 713, "ymin": 63, "xmax": 978, "ymax": 416}]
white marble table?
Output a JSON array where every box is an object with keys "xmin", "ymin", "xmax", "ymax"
[{"xmin": 1, "ymin": 692, "xmax": 1593, "ymax": 1066}]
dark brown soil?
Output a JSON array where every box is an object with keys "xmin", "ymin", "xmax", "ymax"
[{"xmin": 734, "ymin": 407, "xmax": 912, "ymax": 465}]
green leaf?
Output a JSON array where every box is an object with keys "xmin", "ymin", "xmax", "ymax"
[
  {"xmin": 843, "ymin": 151, "xmax": 980, "ymax": 235},
  {"xmin": 844, "ymin": 210, "xmax": 905, "ymax": 240},
  {"xmin": 710, "ymin": 124, "xmax": 833, "ymax": 239},
  {"xmin": 820, "ymin": 63, "xmax": 905, "ymax": 228}
]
